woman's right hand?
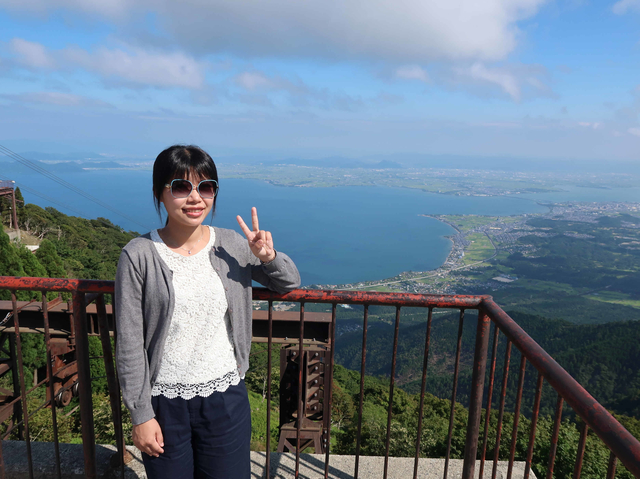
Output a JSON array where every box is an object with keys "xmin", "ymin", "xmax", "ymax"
[{"xmin": 132, "ymin": 418, "xmax": 164, "ymax": 457}]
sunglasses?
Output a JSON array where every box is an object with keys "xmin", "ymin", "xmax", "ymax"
[{"xmin": 164, "ymin": 179, "xmax": 219, "ymax": 199}]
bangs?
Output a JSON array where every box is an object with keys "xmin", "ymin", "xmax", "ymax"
[
  {"xmin": 166, "ymin": 146, "xmax": 217, "ymax": 182},
  {"xmin": 170, "ymin": 161, "xmax": 217, "ymax": 183}
]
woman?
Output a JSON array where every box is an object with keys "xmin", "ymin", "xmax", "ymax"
[{"xmin": 115, "ymin": 145, "xmax": 300, "ymax": 479}]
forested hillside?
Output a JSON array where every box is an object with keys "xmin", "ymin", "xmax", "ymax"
[
  {"xmin": 0, "ymin": 201, "xmax": 136, "ymax": 335},
  {"xmin": 328, "ymin": 364, "xmax": 640, "ymax": 479},
  {"xmin": 334, "ymin": 308, "xmax": 640, "ymax": 419},
  {"xmin": 1, "ymin": 191, "xmax": 138, "ymax": 281}
]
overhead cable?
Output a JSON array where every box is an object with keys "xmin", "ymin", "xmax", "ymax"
[
  {"xmin": 0, "ymin": 144, "xmax": 151, "ymax": 231},
  {"xmin": 0, "ymin": 174, "xmax": 140, "ymax": 233}
]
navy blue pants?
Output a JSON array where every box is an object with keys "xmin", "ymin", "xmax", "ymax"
[{"xmin": 142, "ymin": 380, "xmax": 251, "ymax": 479}]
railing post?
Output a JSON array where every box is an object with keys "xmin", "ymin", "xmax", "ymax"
[
  {"xmin": 295, "ymin": 302, "xmax": 305, "ymax": 478},
  {"xmin": 266, "ymin": 300, "xmax": 273, "ymax": 479},
  {"xmin": 462, "ymin": 309, "xmax": 491, "ymax": 479},
  {"xmin": 444, "ymin": 309, "xmax": 466, "ymax": 478},
  {"xmin": 72, "ymin": 291, "xmax": 97, "ymax": 479},
  {"xmin": 7, "ymin": 331, "xmax": 23, "ymax": 441},
  {"xmin": 41, "ymin": 292, "xmax": 62, "ymax": 479},
  {"xmin": 383, "ymin": 306, "xmax": 402, "ymax": 479},
  {"xmin": 10, "ymin": 292, "xmax": 32, "ymax": 476},
  {"xmin": 323, "ymin": 302, "xmax": 338, "ymax": 479},
  {"xmin": 95, "ymin": 294, "xmax": 131, "ymax": 475}
]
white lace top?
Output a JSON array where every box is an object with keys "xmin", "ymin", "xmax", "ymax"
[{"xmin": 150, "ymin": 227, "xmax": 241, "ymax": 399}]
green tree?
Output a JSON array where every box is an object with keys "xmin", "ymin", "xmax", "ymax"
[
  {"xmin": 246, "ymin": 343, "xmax": 281, "ymax": 401},
  {"xmin": 91, "ymin": 393, "xmax": 132, "ymax": 446},
  {"xmin": 19, "ymin": 204, "xmax": 51, "ymax": 237},
  {"xmin": 18, "ymin": 333, "xmax": 46, "ymax": 386},
  {"xmin": 248, "ymin": 391, "xmax": 279, "ymax": 451},
  {"xmin": 0, "ymin": 224, "xmax": 24, "ymax": 277},
  {"xmin": 35, "ymin": 239, "xmax": 66, "ymax": 278},
  {"xmin": 14, "ymin": 187, "xmax": 24, "ymax": 209},
  {"xmin": 16, "ymin": 246, "xmax": 49, "ymax": 300},
  {"xmin": 0, "ymin": 223, "xmax": 27, "ymax": 300},
  {"xmin": 0, "ymin": 196, "xmax": 12, "ymax": 228},
  {"xmin": 88, "ymin": 336, "xmax": 109, "ymax": 394},
  {"xmin": 331, "ymin": 381, "xmax": 355, "ymax": 430},
  {"xmin": 17, "ymin": 246, "xmax": 47, "ymax": 277}
]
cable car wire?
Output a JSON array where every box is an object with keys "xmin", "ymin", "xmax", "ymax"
[
  {"xmin": 0, "ymin": 175, "xmax": 142, "ymax": 233},
  {"xmin": 0, "ymin": 144, "xmax": 151, "ymax": 230}
]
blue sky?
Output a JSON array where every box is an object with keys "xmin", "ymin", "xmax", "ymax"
[{"xmin": 1, "ymin": 0, "xmax": 640, "ymax": 162}]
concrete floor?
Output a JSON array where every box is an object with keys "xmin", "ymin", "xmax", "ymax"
[{"xmin": 2, "ymin": 441, "xmax": 535, "ymax": 478}]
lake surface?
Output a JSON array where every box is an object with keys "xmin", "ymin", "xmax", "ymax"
[{"xmin": 9, "ymin": 170, "xmax": 636, "ymax": 285}]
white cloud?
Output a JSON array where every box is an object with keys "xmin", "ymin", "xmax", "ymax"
[
  {"xmin": 613, "ymin": 0, "xmax": 640, "ymax": 14},
  {"xmin": 477, "ymin": 121, "xmax": 522, "ymax": 128},
  {"xmin": 1, "ymin": 1, "xmax": 555, "ymax": 104},
  {"xmin": 5, "ymin": 38, "xmax": 207, "ymax": 89},
  {"xmin": 235, "ymin": 72, "xmax": 274, "ymax": 91},
  {"xmin": 395, "ymin": 65, "xmax": 429, "ymax": 83},
  {"xmin": 0, "ymin": 0, "xmax": 548, "ymax": 63},
  {"xmin": 0, "ymin": 0, "xmax": 130, "ymax": 18},
  {"xmin": 10, "ymin": 38, "xmax": 55, "ymax": 68},
  {"xmin": 467, "ymin": 62, "xmax": 521, "ymax": 100},
  {"xmin": 232, "ymin": 70, "xmax": 365, "ymax": 111},
  {"xmin": 233, "ymin": 71, "xmax": 308, "ymax": 97},
  {"xmin": 448, "ymin": 62, "xmax": 551, "ymax": 101},
  {"xmin": 63, "ymin": 46, "xmax": 206, "ymax": 89},
  {"xmin": 628, "ymin": 127, "xmax": 640, "ymax": 136},
  {"xmin": 578, "ymin": 122, "xmax": 604, "ymax": 129},
  {"xmin": 2, "ymin": 91, "xmax": 111, "ymax": 107}
]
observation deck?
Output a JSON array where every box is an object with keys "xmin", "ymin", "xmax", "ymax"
[{"xmin": 0, "ymin": 276, "xmax": 638, "ymax": 478}]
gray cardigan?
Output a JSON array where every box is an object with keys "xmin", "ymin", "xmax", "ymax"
[{"xmin": 114, "ymin": 227, "xmax": 301, "ymax": 425}]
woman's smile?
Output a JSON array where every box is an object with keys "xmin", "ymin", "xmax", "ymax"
[{"xmin": 183, "ymin": 207, "xmax": 204, "ymax": 218}]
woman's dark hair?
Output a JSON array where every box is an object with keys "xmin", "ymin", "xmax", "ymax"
[{"xmin": 152, "ymin": 145, "xmax": 219, "ymax": 219}]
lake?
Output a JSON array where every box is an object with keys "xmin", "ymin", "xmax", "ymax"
[{"xmin": 8, "ymin": 170, "xmax": 637, "ymax": 285}]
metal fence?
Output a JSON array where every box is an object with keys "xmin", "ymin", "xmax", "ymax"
[{"xmin": 0, "ymin": 276, "xmax": 639, "ymax": 479}]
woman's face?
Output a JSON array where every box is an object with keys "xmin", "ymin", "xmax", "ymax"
[{"xmin": 160, "ymin": 173, "xmax": 215, "ymax": 229}]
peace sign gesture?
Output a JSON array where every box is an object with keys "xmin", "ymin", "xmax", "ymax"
[{"xmin": 236, "ymin": 207, "xmax": 277, "ymax": 263}]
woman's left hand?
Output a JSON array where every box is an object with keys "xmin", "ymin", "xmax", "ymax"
[{"xmin": 237, "ymin": 207, "xmax": 277, "ymax": 263}]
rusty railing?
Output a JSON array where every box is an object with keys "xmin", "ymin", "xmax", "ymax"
[{"xmin": 0, "ymin": 276, "xmax": 639, "ymax": 479}]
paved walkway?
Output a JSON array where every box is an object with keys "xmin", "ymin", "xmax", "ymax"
[{"xmin": 2, "ymin": 441, "xmax": 535, "ymax": 478}]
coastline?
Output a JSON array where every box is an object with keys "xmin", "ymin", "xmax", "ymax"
[
  {"xmin": 323, "ymin": 214, "xmax": 489, "ymax": 292},
  {"xmin": 423, "ymin": 214, "xmax": 464, "ymax": 266},
  {"xmin": 320, "ymin": 201, "xmax": 640, "ymax": 293}
]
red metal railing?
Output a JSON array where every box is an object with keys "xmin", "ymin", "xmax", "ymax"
[{"xmin": 0, "ymin": 276, "xmax": 639, "ymax": 479}]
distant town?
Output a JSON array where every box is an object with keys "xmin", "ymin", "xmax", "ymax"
[
  {"xmin": 221, "ymin": 162, "xmax": 640, "ymax": 196},
  {"xmin": 315, "ymin": 201, "xmax": 640, "ymax": 300}
]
